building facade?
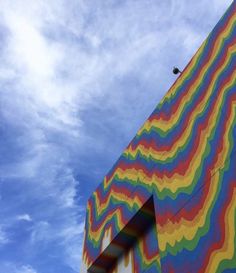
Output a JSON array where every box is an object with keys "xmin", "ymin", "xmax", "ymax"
[{"xmin": 81, "ymin": 1, "xmax": 236, "ymax": 272}]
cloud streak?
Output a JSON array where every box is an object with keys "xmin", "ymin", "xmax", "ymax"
[{"xmin": 0, "ymin": 0, "xmax": 232, "ymax": 272}]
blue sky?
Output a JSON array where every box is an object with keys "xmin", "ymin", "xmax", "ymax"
[{"xmin": 0, "ymin": 0, "xmax": 232, "ymax": 272}]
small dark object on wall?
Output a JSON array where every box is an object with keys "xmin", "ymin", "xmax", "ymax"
[{"xmin": 173, "ymin": 67, "xmax": 182, "ymax": 75}]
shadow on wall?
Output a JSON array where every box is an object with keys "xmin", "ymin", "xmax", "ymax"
[{"xmin": 88, "ymin": 196, "xmax": 156, "ymax": 273}]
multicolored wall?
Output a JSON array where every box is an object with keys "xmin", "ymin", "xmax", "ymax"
[{"xmin": 81, "ymin": 1, "xmax": 236, "ymax": 272}]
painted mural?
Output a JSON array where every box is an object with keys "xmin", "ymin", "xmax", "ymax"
[{"xmin": 81, "ymin": 1, "xmax": 236, "ymax": 272}]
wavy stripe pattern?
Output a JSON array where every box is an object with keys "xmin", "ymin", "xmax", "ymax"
[{"xmin": 81, "ymin": 2, "xmax": 236, "ymax": 272}]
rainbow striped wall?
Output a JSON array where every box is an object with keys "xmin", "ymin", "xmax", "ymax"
[{"xmin": 81, "ymin": 1, "xmax": 236, "ymax": 272}]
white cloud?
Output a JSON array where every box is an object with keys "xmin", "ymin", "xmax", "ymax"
[
  {"xmin": 0, "ymin": 263, "xmax": 38, "ymax": 273},
  {"xmin": 0, "ymin": 228, "xmax": 9, "ymax": 246},
  {"xmin": 17, "ymin": 214, "xmax": 32, "ymax": 222},
  {"xmin": 0, "ymin": 2, "xmax": 80, "ymax": 137},
  {"xmin": 16, "ymin": 265, "xmax": 38, "ymax": 273},
  {"xmin": 0, "ymin": 0, "xmax": 232, "ymax": 139},
  {"xmin": 59, "ymin": 222, "xmax": 85, "ymax": 240},
  {"xmin": 0, "ymin": 0, "xmax": 233, "ymax": 272},
  {"xmin": 6, "ymin": 13, "xmax": 57, "ymax": 79},
  {"xmin": 30, "ymin": 221, "xmax": 50, "ymax": 243}
]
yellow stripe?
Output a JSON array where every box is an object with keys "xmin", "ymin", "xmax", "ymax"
[
  {"xmin": 138, "ymin": 16, "xmax": 236, "ymax": 134},
  {"xmin": 138, "ymin": 232, "xmax": 161, "ymax": 267},
  {"xmin": 88, "ymin": 190, "xmax": 146, "ymax": 240},
  {"xmin": 114, "ymin": 76, "xmax": 236, "ymax": 194},
  {"xmin": 205, "ymin": 189, "xmax": 236, "ymax": 272},
  {"xmin": 156, "ymin": 102, "xmax": 236, "ymax": 252},
  {"xmin": 87, "ymin": 97, "xmax": 235, "ymax": 243},
  {"xmin": 129, "ymin": 46, "xmax": 236, "ymax": 160}
]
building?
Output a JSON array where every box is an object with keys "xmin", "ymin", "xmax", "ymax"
[{"xmin": 81, "ymin": 1, "xmax": 236, "ymax": 272}]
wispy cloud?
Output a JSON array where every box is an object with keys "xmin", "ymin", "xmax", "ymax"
[
  {"xmin": 17, "ymin": 214, "xmax": 32, "ymax": 222},
  {"xmin": 0, "ymin": 227, "xmax": 9, "ymax": 246},
  {"xmin": 0, "ymin": 0, "xmax": 232, "ymax": 272},
  {"xmin": 0, "ymin": 263, "xmax": 38, "ymax": 273},
  {"xmin": 16, "ymin": 265, "xmax": 38, "ymax": 273}
]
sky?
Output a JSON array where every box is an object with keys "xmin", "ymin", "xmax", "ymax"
[{"xmin": 0, "ymin": 0, "xmax": 233, "ymax": 272}]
